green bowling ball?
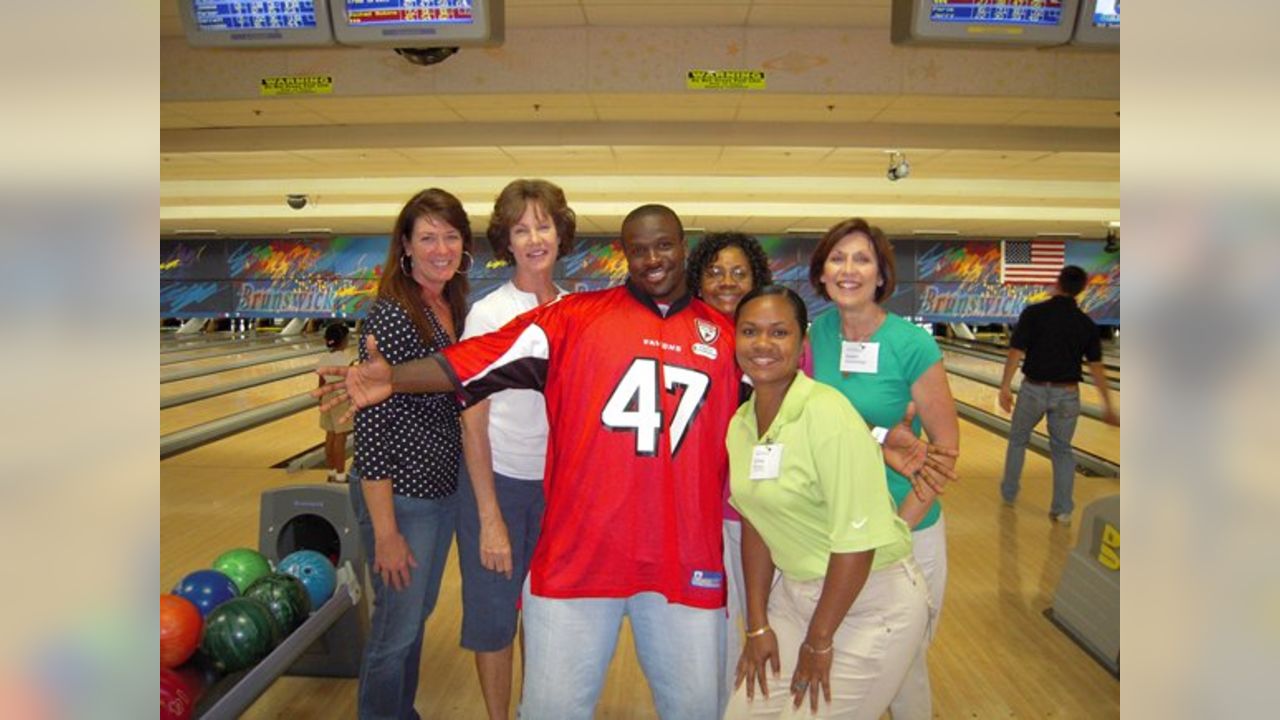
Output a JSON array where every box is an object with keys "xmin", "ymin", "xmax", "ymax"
[
  {"xmin": 244, "ymin": 573, "xmax": 312, "ymax": 636},
  {"xmin": 212, "ymin": 548, "xmax": 272, "ymax": 593},
  {"xmin": 199, "ymin": 597, "xmax": 281, "ymax": 673}
]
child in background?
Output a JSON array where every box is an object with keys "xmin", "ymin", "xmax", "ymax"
[{"xmin": 319, "ymin": 323, "xmax": 353, "ymax": 483}]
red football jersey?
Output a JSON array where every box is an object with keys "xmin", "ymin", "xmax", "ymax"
[{"xmin": 439, "ymin": 283, "xmax": 740, "ymax": 608}]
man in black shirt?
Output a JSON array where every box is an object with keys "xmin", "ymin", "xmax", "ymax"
[{"xmin": 998, "ymin": 265, "xmax": 1119, "ymax": 524}]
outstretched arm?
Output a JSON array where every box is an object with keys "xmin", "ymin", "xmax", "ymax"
[{"xmin": 312, "ymin": 334, "xmax": 454, "ymax": 420}]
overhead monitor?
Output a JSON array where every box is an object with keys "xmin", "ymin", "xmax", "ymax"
[
  {"xmin": 891, "ymin": 0, "xmax": 1081, "ymax": 47},
  {"xmin": 330, "ymin": 0, "xmax": 505, "ymax": 47},
  {"xmin": 1071, "ymin": 0, "xmax": 1120, "ymax": 49},
  {"xmin": 180, "ymin": 1, "xmax": 337, "ymax": 48}
]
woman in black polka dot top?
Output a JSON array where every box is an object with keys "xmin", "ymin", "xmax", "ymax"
[{"xmin": 347, "ymin": 188, "xmax": 473, "ymax": 719}]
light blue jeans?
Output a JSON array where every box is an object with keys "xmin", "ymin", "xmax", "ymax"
[
  {"xmin": 349, "ymin": 472, "xmax": 458, "ymax": 720},
  {"xmin": 1001, "ymin": 382, "xmax": 1082, "ymax": 515},
  {"xmin": 519, "ymin": 583, "xmax": 724, "ymax": 720}
]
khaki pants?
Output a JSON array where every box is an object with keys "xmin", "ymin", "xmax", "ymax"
[{"xmin": 726, "ymin": 558, "xmax": 929, "ymax": 719}]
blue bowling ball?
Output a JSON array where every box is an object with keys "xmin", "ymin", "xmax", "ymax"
[
  {"xmin": 277, "ymin": 550, "xmax": 337, "ymax": 609},
  {"xmin": 173, "ymin": 569, "xmax": 240, "ymax": 617}
]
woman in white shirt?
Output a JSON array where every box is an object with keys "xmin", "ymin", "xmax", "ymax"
[{"xmin": 455, "ymin": 179, "xmax": 576, "ymax": 720}]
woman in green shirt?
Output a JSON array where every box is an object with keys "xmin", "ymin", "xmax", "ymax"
[
  {"xmin": 726, "ymin": 285, "xmax": 929, "ymax": 719},
  {"xmin": 806, "ymin": 218, "xmax": 960, "ymax": 720}
]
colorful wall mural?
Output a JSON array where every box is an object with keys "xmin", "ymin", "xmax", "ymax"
[{"xmin": 161, "ymin": 235, "xmax": 1118, "ymax": 325}]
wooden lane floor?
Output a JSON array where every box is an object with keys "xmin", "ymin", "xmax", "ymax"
[
  {"xmin": 160, "ymin": 373, "xmax": 318, "ymax": 435},
  {"xmin": 947, "ymin": 373, "xmax": 1120, "ymax": 465},
  {"xmin": 161, "ymin": 354, "xmax": 324, "ymax": 402},
  {"xmin": 929, "ymin": 421, "xmax": 1119, "ymax": 717},
  {"xmin": 160, "ymin": 419, "xmax": 1119, "ymax": 718},
  {"xmin": 162, "ymin": 411, "xmax": 324, "ymax": 468}
]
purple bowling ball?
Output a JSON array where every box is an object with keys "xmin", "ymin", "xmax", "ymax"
[
  {"xmin": 277, "ymin": 550, "xmax": 337, "ymax": 609},
  {"xmin": 172, "ymin": 569, "xmax": 240, "ymax": 617}
]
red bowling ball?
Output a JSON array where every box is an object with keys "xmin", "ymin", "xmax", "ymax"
[
  {"xmin": 160, "ymin": 595, "xmax": 203, "ymax": 669},
  {"xmin": 160, "ymin": 667, "xmax": 196, "ymax": 720}
]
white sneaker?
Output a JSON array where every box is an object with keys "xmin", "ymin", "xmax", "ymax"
[
  {"xmin": 1051, "ymin": 512, "xmax": 1072, "ymax": 525},
  {"xmin": 330, "ymin": 472, "xmax": 347, "ymax": 484}
]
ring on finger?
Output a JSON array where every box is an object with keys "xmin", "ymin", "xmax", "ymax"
[{"xmin": 792, "ymin": 681, "xmax": 809, "ymax": 692}]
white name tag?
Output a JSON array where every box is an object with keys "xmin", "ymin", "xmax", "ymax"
[
  {"xmin": 840, "ymin": 341, "xmax": 880, "ymax": 374},
  {"xmin": 750, "ymin": 443, "xmax": 783, "ymax": 481}
]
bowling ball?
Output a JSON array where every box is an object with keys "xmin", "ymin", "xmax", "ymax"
[
  {"xmin": 199, "ymin": 598, "xmax": 282, "ymax": 674},
  {"xmin": 160, "ymin": 595, "xmax": 203, "ymax": 668},
  {"xmin": 172, "ymin": 570, "xmax": 239, "ymax": 617},
  {"xmin": 244, "ymin": 573, "xmax": 311, "ymax": 636},
  {"xmin": 160, "ymin": 667, "xmax": 196, "ymax": 720},
  {"xmin": 212, "ymin": 548, "xmax": 272, "ymax": 593},
  {"xmin": 277, "ymin": 550, "xmax": 337, "ymax": 609}
]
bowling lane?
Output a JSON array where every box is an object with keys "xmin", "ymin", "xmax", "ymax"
[
  {"xmin": 941, "ymin": 341, "xmax": 1120, "ymax": 384},
  {"xmin": 160, "ymin": 344, "xmax": 327, "ymax": 377},
  {"xmin": 161, "ymin": 354, "xmax": 326, "ymax": 401},
  {"xmin": 160, "ymin": 373, "xmax": 318, "ymax": 435},
  {"xmin": 947, "ymin": 373, "xmax": 1119, "ymax": 465},
  {"xmin": 161, "ymin": 336, "xmax": 322, "ymax": 364},
  {"xmin": 943, "ymin": 350, "xmax": 1122, "ymax": 412},
  {"xmin": 162, "ymin": 411, "xmax": 321, "ymax": 469}
]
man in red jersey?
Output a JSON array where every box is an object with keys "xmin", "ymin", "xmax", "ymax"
[{"xmin": 324, "ymin": 205, "xmax": 737, "ymax": 719}]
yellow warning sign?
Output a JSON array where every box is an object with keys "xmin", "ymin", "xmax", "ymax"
[
  {"xmin": 260, "ymin": 75, "xmax": 333, "ymax": 97},
  {"xmin": 686, "ymin": 70, "xmax": 766, "ymax": 91}
]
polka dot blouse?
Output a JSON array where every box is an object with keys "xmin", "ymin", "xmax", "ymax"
[{"xmin": 353, "ymin": 297, "xmax": 462, "ymax": 499}]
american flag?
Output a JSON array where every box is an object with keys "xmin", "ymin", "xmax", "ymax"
[{"xmin": 1001, "ymin": 239, "xmax": 1065, "ymax": 284}]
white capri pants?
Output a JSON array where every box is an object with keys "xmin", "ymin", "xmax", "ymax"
[
  {"xmin": 888, "ymin": 515, "xmax": 947, "ymax": 719},
  {"xmin": 725, "ymin": 558, "xmax": 929, "ymax": 719}
]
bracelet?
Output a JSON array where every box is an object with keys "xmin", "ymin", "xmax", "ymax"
[
  {"xmin": 801, "ymin": 641, "xmax": 834, "ymax": 654},
  {"xmin": 744, "ymin": 625, "xmax": 772, "ymax": 638}
]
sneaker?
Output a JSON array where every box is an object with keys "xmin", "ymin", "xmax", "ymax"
[
  {"xmin": 326, "ymin": 470, "xmax": 337, "ymax": 482},
  {"xmin": 330, "ymin": 472, "xmax": 348, "ymax": 484},
  {"xmin": 1050, "ymin": 512, "xmax": 1072, "ymax": 525},
  {"xmin": 1002, "ymin": 497, "xmax": 1016, "ymax": 508}
]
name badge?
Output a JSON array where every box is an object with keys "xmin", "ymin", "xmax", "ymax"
[
  {"xmin": 750, "ymin": 443, "xmax": 783, "ymax": 480},
  {"xmin": 840, "ymin": 341, "xmax": 880, "ymax": 374}
]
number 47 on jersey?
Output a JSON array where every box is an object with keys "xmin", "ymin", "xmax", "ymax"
[{"xmin": 601, "ymin": 358, "xmax": 710, "ymax": 457}]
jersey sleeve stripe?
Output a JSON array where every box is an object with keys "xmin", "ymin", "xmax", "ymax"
[{"xmin": 451, "ymin": 323, "xmax": 551, "ymax": 404}]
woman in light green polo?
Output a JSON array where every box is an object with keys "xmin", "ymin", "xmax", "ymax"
[{"xmin": 725, "ymin": 285, "xmax": 929, "ymax": 719}]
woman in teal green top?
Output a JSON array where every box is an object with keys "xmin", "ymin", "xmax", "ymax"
[
  {"xmin": 805, "ymin": 218, "xmax": 960, "ymax": 720},
  {"xmin": 726, "ymin": 285, "xmax": 929, "ymax": 719}
]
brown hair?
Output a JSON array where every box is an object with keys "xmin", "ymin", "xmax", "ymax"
[
  {"xmin": 808, "ymin": 217, "xmax": 896, "ymax": 303},
  {"xmin": 486, "ymin": 179, "xmax": 576, "ymax": 264},
  {"xmin": 379, "ymin": 188, "xmax": 472, "ymax": 341}
]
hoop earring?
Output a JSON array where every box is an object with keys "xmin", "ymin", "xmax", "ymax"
[
  {"xmin": 456, "ymin": 251, "xmax": 474, "ymax": 276},
  {"xmin": 400, "ymin": 254, "xmax": 412, "ymax": 276}
]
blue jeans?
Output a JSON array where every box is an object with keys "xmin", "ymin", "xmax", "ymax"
[
  {"xmin": 349, "ymin": 471, "xmax": 458, "ymax": 720},
  {"xmin": 1001, "ymin": 382, "xmax": 1081, "ymax": 515},
  {"xmin": 519, "ymin": 583, "xmax": 724, "ymax": 720}
]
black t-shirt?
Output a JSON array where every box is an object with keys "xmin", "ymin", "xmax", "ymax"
[{"xmin": 1010, "ymin": 295, "xmax": 1102, "ymax": 383}]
